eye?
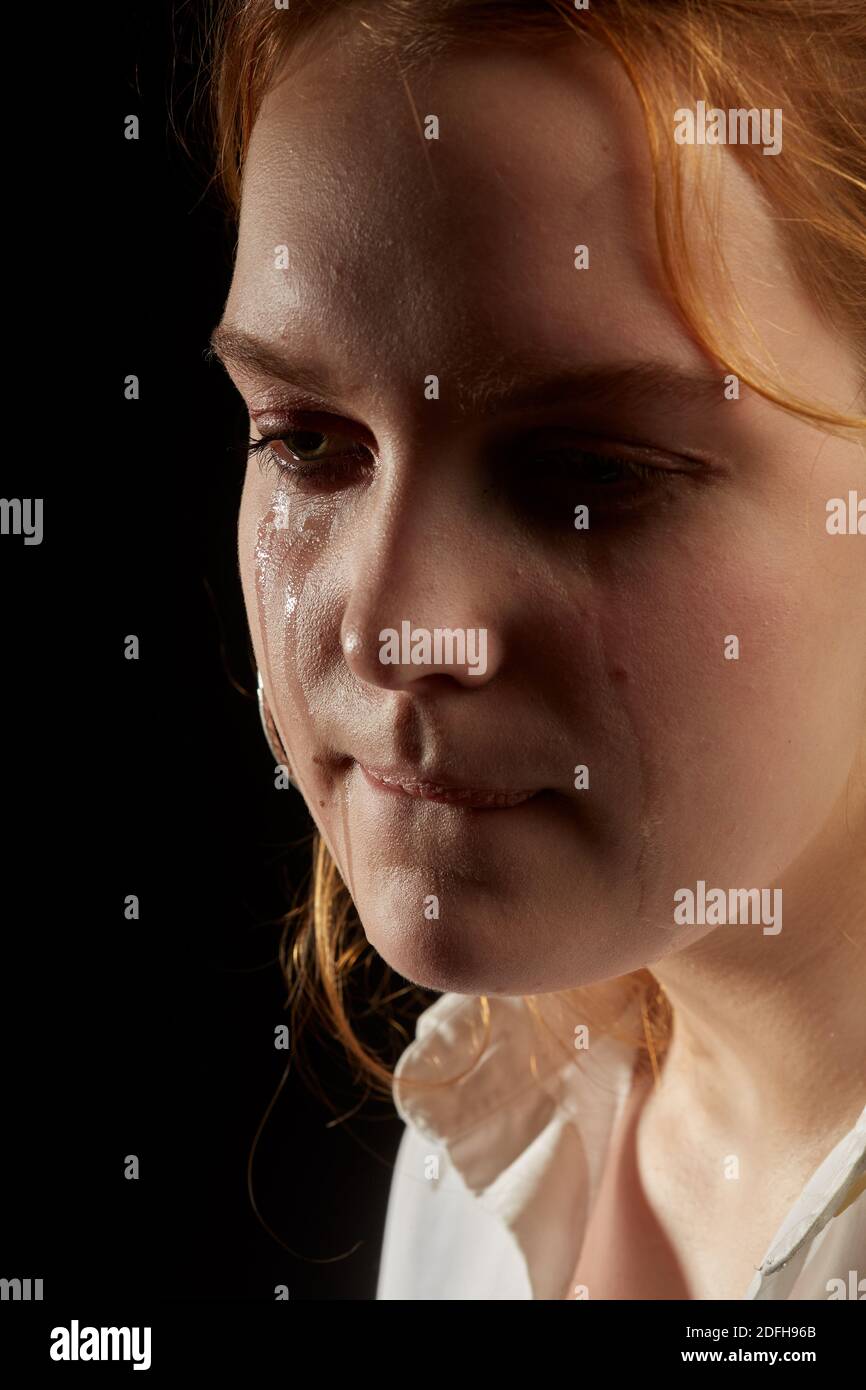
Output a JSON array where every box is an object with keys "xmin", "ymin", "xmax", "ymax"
[
  {"xmin": 533, "ymin": 444, "xmax": 682, "ymax": 489},
  {"xmin": 573, "ymin": 452, "xmax": 659, "ymax": 486},
  {"xmin": 275, "ymin": 429, "xmax": 347, "ymax": 463},
  {"xmin": 248, "ymin": 425, "xmax": 373, "ymax": 489},
  {"xmin": 500, "ymin": 432, "xmax": 701, "ymax": 527}
]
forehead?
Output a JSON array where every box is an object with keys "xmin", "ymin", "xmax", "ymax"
[{"xmin": 224, "ymin": 18, "xmax": 845, "ymax": 408}]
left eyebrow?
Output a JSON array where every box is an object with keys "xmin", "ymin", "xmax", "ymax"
[
  {"xmin": 455, "ymin": 358, "xmax": 729, "ymax": 417},
  {"xmin": 209, "ymin": 322, "xmax": 727, "ymax": 417}
]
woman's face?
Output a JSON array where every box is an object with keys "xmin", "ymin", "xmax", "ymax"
[{"xmin": 218, "ymin": 25, "xmax": 865, "ymax": 996}]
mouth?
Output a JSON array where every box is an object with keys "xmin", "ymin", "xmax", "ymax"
[{"xmin": 357, "ymin": 762, "xmax": 539, "ymax": 810}]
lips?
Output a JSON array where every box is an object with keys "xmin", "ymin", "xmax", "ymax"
[{"xmin": 357, "ymin": 762, "xmax": 538, "ymax": 809}]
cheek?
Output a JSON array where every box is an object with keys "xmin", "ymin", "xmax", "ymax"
[
  {"xmin": 590, "ymin": 518, "xmax": 862, "ymax": 891},
  {"xmin": 238, "ymin": 471, "xmax": 335, "ymax": 765},
  {"xmin": 239, "ymin": 469, "xmax": 360, "ymax": 877},
  {"xmin": 238, "ymin": 473, "xmax": 301, "ymax": 701}
]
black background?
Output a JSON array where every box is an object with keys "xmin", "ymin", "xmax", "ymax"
[{"xmin": 0, "ymin": 0, "xmax": 416, "ymax": 1308}]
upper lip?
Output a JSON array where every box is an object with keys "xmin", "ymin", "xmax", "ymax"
[{"xmin": 357, "ymin": 761, "xmax": 538, "ymax": 807}]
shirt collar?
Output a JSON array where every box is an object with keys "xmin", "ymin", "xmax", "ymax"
[
  {"xmin": 392, "ymin": 990, "xmax": 644, "ymax": 1299},
  {"xmin": 393, "ymin": 991, "xmax": 866, "ymax": 1301},
  {"xmin": 745, "ymin": 1102, "xmax": 866, "ymax": 1299}
]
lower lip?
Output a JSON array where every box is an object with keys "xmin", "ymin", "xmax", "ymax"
[{"xmin": 358, "ymin": 764, "xmax": 538, "ymax": 810}]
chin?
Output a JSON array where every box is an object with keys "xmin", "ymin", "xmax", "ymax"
[
  {"xmin": 355, "ymin": 884, "xmax": 529, "ymax": 995},
  {"xmin": 356, "ymin": 901, "xmax": 615, "ymax": 999}
]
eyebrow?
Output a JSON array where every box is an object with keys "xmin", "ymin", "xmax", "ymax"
[
  {"xmin": 208, "ymin": 322, "xmax": 726, "ymax": 417},
  {"xmin": 207, "ymin": 325, "xmax": 341, "ymax": 404}
]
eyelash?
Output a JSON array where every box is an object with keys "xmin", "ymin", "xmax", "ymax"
[
  {"xmin": 246, "ymin": 432, "xmax": 365, "ymax": 482},
  {"xmin": 246, "ymin": 431, "xmax": 681, "ymax": 494}
]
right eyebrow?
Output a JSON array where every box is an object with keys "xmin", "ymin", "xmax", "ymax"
[
  {"xmin": 207, "ymin": 323, "xmax": 338, "ymax": 404},
  {"xmin": 208, "ymin": 321, "xmax": 728, "ymax": 418}
]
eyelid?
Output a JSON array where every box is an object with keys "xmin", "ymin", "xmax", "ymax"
[
  {"xmin": 246, "ymin": 381, "xmax": 342, "ymax": 416},
  {"xmin": 250, "ymin": 405, "xmax": 375, "ymax": 447},
  {"xmin": 510, "ymin": 434, "xmax": 706, "ymax": 476}
]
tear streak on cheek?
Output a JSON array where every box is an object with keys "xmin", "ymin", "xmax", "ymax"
[
  {"xmin": 593, "ymin": 607, "xmax": 663, "ymax": 932},
  {"xmin": 252, "ymin": 496, "xmax": 358, "ymax": 897}
]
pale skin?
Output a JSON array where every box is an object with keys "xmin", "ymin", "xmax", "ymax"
[{"xmin": 211, "ymin": 16, "xmax": 866, "ymax": 1299}]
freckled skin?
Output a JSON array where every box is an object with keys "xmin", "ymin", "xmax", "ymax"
[{"xmin": 224, "ymin": 25, "xmax": 865, "ymax": 1021}]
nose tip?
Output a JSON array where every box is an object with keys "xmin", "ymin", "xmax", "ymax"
[{"xmin": 341, "ymin": 621, "xmax": 390, "ymax": 687}]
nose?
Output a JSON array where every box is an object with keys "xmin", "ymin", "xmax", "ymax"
[{"xmin": 339, "ymin": 464, "xmax": 506, "ymax": 692}]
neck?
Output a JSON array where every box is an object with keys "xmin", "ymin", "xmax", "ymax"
[{"xmin": 649, "ymin": 791, "xmax": 866, "ymax": 1143}]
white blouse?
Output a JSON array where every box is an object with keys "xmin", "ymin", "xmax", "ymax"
[{"xmin": 376, "ymin": 991, "xmax": 866, "ymax": 1300}]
